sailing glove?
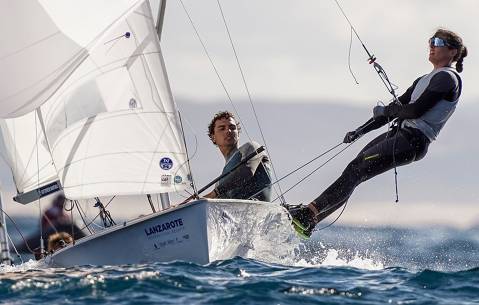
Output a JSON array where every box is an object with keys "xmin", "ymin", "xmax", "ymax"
[
  {"xmin": 343, "ymin": 129, "xmax": 362, "ymax": 143},
  {"xmin": 373, "ymin": 105, "xmax": 387, "ymax": 118}
]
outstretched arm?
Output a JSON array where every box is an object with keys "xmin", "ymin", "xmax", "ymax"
[
  {"xmin": 381, "ymin": 72, "xmax": 458, "ymax": 119},
  {"xmin": 357, "ymin": 76, "xmax": 423, "ymax": 134}
]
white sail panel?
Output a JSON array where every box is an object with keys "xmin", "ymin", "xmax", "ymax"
[
  {"xmin": 0, "ymin": 0, "xmax": 140, "ymax": 118},
  {"xmin": 40, "ymin": 1, "xmax": 191, "ymax": 199},
  {"xmin": 0, "ymin": 112, "xmax": 58, "ymax": 194},
  {"xmin": 50, "ymin": 111, "xmax": 189, "ymax": 199}
]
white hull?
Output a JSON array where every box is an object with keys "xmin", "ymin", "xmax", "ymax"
[{"xmin": 44, "ymin": 199, "xmax": 293, "ymax": 267}]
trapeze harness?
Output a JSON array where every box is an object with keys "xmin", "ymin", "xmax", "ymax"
[
  {"xmin": 310, "ymin": 67, "xmax": 462, "ymax": 222},
  {"xmin": 215, "ymin": 141, "xmax": 273, "ymax": 201}
]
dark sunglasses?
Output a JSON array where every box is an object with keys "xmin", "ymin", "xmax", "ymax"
[{"xmin": 429, "ymin": 37, "xmax": 458, "ymax": 49}]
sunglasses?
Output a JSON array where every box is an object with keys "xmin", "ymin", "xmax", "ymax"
[{"xmin": 429, "ymin": 37, "xmax": 458, "ymax": 49}]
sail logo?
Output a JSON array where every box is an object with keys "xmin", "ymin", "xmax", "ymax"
[
  {"xmin": 174, "ymin": 175, "xmax": 182, "ymax": 184},
  {"xmin": 161, "ymin": 175, "xmax": 172, "ymax": 186},
  {"xmin": 145, "ymin": 218, "xmax": 184, "ymax": 236},
  {"xmin": 159, "ymin": 157, "xmax": 173, "ymax": 170}
]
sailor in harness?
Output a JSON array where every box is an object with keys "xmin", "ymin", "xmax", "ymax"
[{"xmin": 288, "ymin": 28, "xmax": 468, "ymax": 238}]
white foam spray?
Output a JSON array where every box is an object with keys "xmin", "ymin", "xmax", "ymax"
[{"xmin": 207, "ymin": 201, "xmax": 383, "ymax": 270}]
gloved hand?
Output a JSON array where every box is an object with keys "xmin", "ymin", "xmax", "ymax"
[
  {"xmin": 373, "ymin": 105, "xmax": 386, "ymax": 118},
  {"xmin": 343, "ymin": 129, "xmax": 362, "ymax": 143}
]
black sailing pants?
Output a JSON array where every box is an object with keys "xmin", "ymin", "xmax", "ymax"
[{"xmin": 312, "ymin": 127, "xmax": 430, "ymax": 223}]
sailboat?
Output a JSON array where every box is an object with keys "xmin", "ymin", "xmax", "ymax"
[{"xmin": 0, "ymin": 0, "xmax": 295, "ymax": 267}]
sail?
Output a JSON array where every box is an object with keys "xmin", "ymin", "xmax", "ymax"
[
  {"xmin": 0, "ymin": 0, "xmax": 141, "ymax": 118},
  {"xmin": 0, "ymin": 111, "xmax": 58, "ymax": 194},
  {"xmin": 38, "ymin": 1, "xmax": 191, "ymax": 199}
]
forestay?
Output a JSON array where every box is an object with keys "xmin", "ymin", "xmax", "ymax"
[{"xmin": 0, "ymin": 0, "xmax": 191, "ymax": 200}]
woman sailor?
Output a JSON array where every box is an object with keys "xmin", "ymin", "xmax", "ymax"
[{"xmin": 289, "ymin": 28, "xmax": 468, "ymax": 238}]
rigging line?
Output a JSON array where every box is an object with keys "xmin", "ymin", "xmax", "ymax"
[
  {"xmin": 75, "ymin": 200, "xmax": 94, "ymax": 234},
  {"xmin": 0, "ymin": 206, "xmax": 35, "ymax": 255},
  {"xmin": 348, "ymin": 26, "xmax": 359, "ymax": 85},
  {"xmin": 271, "ymin": 118, "xmax": 377, "ymax": 193},
  {"xmin": 247, "ymin": 141, "xmax": 345, "ymax": 201},
  {"xmin": 314, "ymin": 199, "xmax": 349, "ymax": 232},
  {"xmin": 43, "ymin": 214, "xmax": 60, "ymax": 236},
  {"xmin": 80, "ymin": 196, "xmax": 116, "ymax": 231},
  {"xmin": 376, "ymin": 100, "xmax": 400, "ymax": 202},
  {"xmin": 34, "ymin": 112, "xmax": 44, "ymax": 254},
  {"xmin": 215, "ymin": 0, "xmax": 285, "ymax": 203},
  {"xmin": 272, "ymin": 141, "xmax": 355, "ymax": 202},
  {"xmin": 333, "ymin": 0, "xmax": 367, "ymax": 49},
  {"xmin": 173, "ymin": 110, "xmax": 199, "ymax": 197},
  {"xmin": 333, "ymin": 0, "xmax": 399, "ymax": 102},
  {"xmin": 272, "ymin": 142, "xmax": 343, "ymax": 190},
  {"xmin": 178, "ymin": 0, "xmax": 251, "ymax": 141},
  {"xmin": 7, "ymin": 233, "xmax": 23, "ymax": 264},
  {"xmin": 177, "ymin": 112, "xmax": 198, "ymax": 197}
]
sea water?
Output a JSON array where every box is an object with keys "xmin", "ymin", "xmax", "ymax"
[{"xmin": 1, "ymin": 214, "xmax": 478, "ymax": 304}]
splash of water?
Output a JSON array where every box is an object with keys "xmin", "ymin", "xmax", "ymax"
[
  {"xmin": 207, "ymin": 201, "xmax": 299, "ymax": 264},
  {"xmin": 0, "ymin": 259, "xmax": 43, "ymax": 273},
  {"xmin": 206, "ymin": 201, "xmax": 384, "ymax": 270}
]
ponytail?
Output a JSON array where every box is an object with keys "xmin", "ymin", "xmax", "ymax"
[
  {"xmin": 455, "ymin": 46, "xmax": 468, "ymax": 73},
  {"xmin": 433, "ymin": 28, "xmax": 467, "ymax": 73}
]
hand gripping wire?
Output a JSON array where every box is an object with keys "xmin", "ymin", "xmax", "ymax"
[{"xmin": 334, "ymin": 0, "xmax": 401, "ymax": 202}]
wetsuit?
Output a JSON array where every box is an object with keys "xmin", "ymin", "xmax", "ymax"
[
  {"xmin": 311, "ymin": 67, "xmax": 462, "ymax": 222},
  {"xmin": 215, "ymin": 141, "xmax": 272, "ymax": 201}
]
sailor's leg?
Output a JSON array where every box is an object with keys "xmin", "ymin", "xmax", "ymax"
[
  {"xmin": 288, "ymin": 131, "xmax": 390, "ymax": 236},
  {"xmin": 312, "ymin": 129, "xmax": 425, "ymax": 221},
  {"xmin": 289, "ymin": 128, "xmax": 429, "ymax": 237}
]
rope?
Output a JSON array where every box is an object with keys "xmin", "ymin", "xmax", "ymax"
[
  {"xmin": 333, "ymin": 0, "xmax": 399, "ymax": 102},
  {"xmin": 273, "ymin": 141, "xmax": 355, "ymax": 202},
  {"xmin": 376, "ymin": 100, "xmax": 400, "ymax": 202},
  {"xmin": 7, "ymin": 233, "xmax": 23, "ymax": 264},
  {"xmin": 0, "ymin": 206, "xmax": 35, "ymax": 255},
  {"xmin": 215, "ymin": 0, "xmax": 285, "ymax": 203},
  {"xmin": 347, "ymin": 26, "xmax": 359, "ymax": 84},
  {"xmin": 34, "ymin": 112, "xmax": 44, "ymax": 255},
  {"xmin": 314, "ymin": 200, "xmax": 349, "ymax": 232},
  {"xmin": 247, "ymin": 142, "xmax": 343, "ymax": 202},
  {"xmin": 178, "ymin": 0, "xmax": 251, "ymax": 141},
  {"xmin": 75, "ymin": 200, "xmax": 94, "ymax": 234},
  {"xmin": 80, "ymin": 196, "xmax": 116, "ymax": 231},
  {"xmin": 178, "ymin": 112, "xmax": 198, "ymax": 198}
]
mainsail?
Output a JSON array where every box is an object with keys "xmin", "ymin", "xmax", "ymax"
[{"xmin": 0, "ymin": 0, "xmax": 192, "ymax": 200}]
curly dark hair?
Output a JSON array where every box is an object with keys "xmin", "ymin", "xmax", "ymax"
[{"xmin": 207, "ymin": 111, "xmax": 241, "ymax": 144}]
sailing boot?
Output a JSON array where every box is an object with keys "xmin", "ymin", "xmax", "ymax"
[{"xmin": 285, "ymin": 203, "xmax": 320, "ymax": 239}]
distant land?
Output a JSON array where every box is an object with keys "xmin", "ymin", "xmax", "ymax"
[{"xmin": 1, "ymin": 99, "xmax": 477, "ymax": 228}]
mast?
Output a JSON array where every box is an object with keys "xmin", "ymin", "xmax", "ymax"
[
  {"xmin": 155, "ymin": 0, "xmax": 167, "ymax": 41},
  {"xmin": 0, "ymin": 186, "xmax": 12, "ymax": 265},
  {"xmin": 155, "ymin": 0, "xmax": 171, "ymax": 210}
]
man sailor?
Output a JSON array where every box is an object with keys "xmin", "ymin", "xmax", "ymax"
[
  {"xmin": 204, "ymin": 111, "xmax": 272, "ymax": 201},
  {"xmin": 288, "ymin": 28, "xmax": 467, "ymax": 238}
]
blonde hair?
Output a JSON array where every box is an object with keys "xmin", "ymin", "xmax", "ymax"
[{"xmin": 47, "ymin": 232, "xmax": 73, "ymax": 252}]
